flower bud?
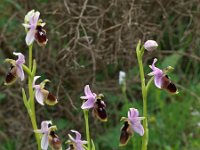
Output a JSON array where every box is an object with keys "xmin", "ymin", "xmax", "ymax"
[
  {"xmin": 119, "ymin": 71, "xmax": 126, "ymax": 85},
  {"xmin": 144, "ymin": 40, "xmax": 158, "ymax": 51}
]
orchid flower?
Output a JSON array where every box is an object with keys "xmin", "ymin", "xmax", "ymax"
[
  {"xmin": 148, "ymin": 58, "xmax": 178, "ymax": 93},
  {"xmin": 66, "ymin": 130, "xmax": 87, "ymax": 150},
  {"xmin": 120, "ymin": 108, "xmax": 144, "ymax": 146},
  {"xmin": 80, "ymin": 85, "xmax": 107, "ymax": 121},
  {"xmin": 33, "ymin": 76, "xmax": 58, "ymax": 106},
  {"xmin": 35, "ymin": 121, "xmax": 60, "ymax": 150},
  {"xmin": 144, "ymin": 40, "xmax": 158, "ymax": 51},
  {"xmin": 23, "ymin": 10, "xmax": 47, "ymax": 46},
  {"xmin": 5, "ymin": 52, "xmax": 25, "ymax": 85},
  {"xmin": 35, "ymin": 121, "xmax": 52, "ymax": 150},
  {"xmin": 119, "ymin": 71, "xmax": 126, "ymax": 85}
]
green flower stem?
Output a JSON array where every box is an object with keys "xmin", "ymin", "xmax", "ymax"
[
  {"xmin": 22, "ymin": 44, "xmax": 41, "ymax": 150},
  {"xmin": 146, "ymin": 77, "xmax": 154, "ymax": 93},
  {"xmin": 136, "ymin": 41, "xmax": 148, "ymax": 150},
  {"xmin": 29, "ymin": 44, "xmax": 33, "ymax": 69},
  {"xmin": 84, "ymin": 109, "xmax": 91, "ymax": 150}
]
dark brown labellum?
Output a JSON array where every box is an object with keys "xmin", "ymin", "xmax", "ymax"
[
  {"xmin": 35, "ymin": 25, "xmax": 48, "ymax": 46},
  {"xmin": 5, "ymin": 66, "xmax": 17, "ymax": 85},
  {"xmin": 166, "ymin": 82, "xmax": 177, "ymax": 93},
  {"xmin": 119, "ymin": 121, "xmax": 132, "ymax": 146},
  {"xmin": 161, "ymin": 75, "xmax": 177, "ymax": 93},
  {"xmin": 47, "ymin": 93, "xmax": 57, "ymax": 102},
  {"xmin": 68, "ymin": 143, "xmax": 75, "ymax": 150},
  {"xmin": 94, "ymin": 99, "xmax": 107, "ymax": 122},
  {"xmin": 161, "ymin": 75, "xmax": 171, "ymax": 89},
  {"xmin": 49, "ymin": 131, "xmax": 62, "ymax": 150},
  {"xmin": 43, "ymin": 90, "xmax": 58, "ymax": 106}
]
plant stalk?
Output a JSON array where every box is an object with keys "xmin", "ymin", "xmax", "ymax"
[
  {"xmin": 136, "ymin": 42, "xmax": 148, "ymax": 150},
  {"xmin": 84, "ymin": 109, "xmax": 91, "ymax": 150},
  {"xmin": 27, "ymin": 44, "xmax": 41, "ymax": 150}
]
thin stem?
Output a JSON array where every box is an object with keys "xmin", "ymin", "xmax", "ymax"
[
  {"xmin": 27, "ymin": 44, "xmax": 41, "ymax": 150},
  {"xmin": 146, "ymin": 77, "xmax": 154, "ymax": 93},
  {"xmin": 84, "ymin": 109, "xmax": 91, "ymax": 150},
  {"xmin": 29, "ymin": 44, "xmax": 33, "ymax": 69},
  {"xmin": 136, "ymin": 42, "xmax": 148, "ymax": 150}
]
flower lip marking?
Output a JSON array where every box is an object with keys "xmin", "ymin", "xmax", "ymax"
[
  {"xmin": 35, "ymin": 25, "xmax": 48, "ymax": 46},
  {"xmin": 93, "ymin": 94, "xmax": 107, "ymax": 122}
]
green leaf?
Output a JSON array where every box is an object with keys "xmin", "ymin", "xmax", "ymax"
[{"xmin": 91, "ymin": 139, "xmax": 96, "ymax": 150}]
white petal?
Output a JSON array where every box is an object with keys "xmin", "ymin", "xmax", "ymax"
[
  {"xmin": 13, "ymin": 52, "xmax": 25, "ymax": 65},
  {"xmin": 132, "ymin": 123, "xmax": 144, "ymax": 136},
  {"xmin": 25, "ymin": 10, "xmax": 35, "ymax": 22},
  {"xmin": 33, "ymin": 76, "xmax": 41, "ymax": 87},
  {"xmin": 41, "ymin": 121, "xmax": 52, "ymax": 132},
  {"xmin": 41, "ymin": 133, "xmax": 49, "ymax": 150},
  {"xmin": 81, "ymin": 98, "xmax": 95, "ymax": 109},
  {"xmin": 128, "ymin": 108, "xmax": 139, "ymax": 119},
  {"xmin": 30, "ymin": 11, "xmax": 40, "ymax": 26},
  {"xmin": 154, "ymin": 75, "xmax": 163, "ymax": 89},
  {"xmin": 71, "ymin": 130, "xmax": 81, "ymax": 140},
  {"xmin": 35, "ymin": 88, "xmax": 44, "ymax": 105},
  {"xmin": 26, "ymin": 29, "xmax": 35, "ymax": 45},
  {"xmin": 16, "ymin": 65, "xmax": 25, "ymax": 81},
  {"xmin": 84, "ymin": 85, "xmax": 93, "ymax": 96}
]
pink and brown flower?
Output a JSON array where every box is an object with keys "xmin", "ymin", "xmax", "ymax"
[
  {"xmin": 23, "ymin": 10, "xmax": 48, "ymax": 46},
  {"xmin": 148, "ymin": 58, "xmax": 178, "ymax": 94},
  {"xmin": 80, "ymin": 85, "xmax": 107, "ymax": 122},
  {"xmin": 5, "ymin": 52, "xmax": 25, "ymax": 85},
  {"xmin": 33, "ymin": 76, "xmax": 58, "ymax": 106},
  {"xmin": 120, "ymin": 108, "xmax": 144, "ymax": 146}
]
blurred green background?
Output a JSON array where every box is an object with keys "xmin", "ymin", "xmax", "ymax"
[{"xmin": 0, "ymin": 0, "xmax": 200, "ymax": 150}]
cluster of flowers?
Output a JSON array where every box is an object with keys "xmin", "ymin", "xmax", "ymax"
[{"xmin": 4, "ymin": 10, "xmax": 178, "ymax": 150}]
